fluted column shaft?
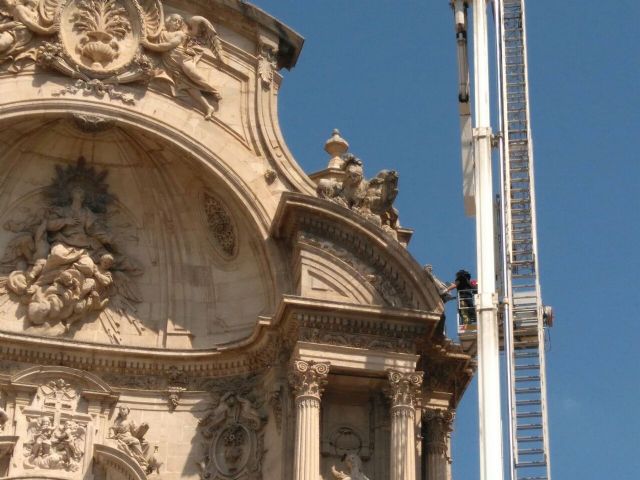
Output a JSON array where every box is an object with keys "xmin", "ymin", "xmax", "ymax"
[
  {"xmin": 290, "ymin": 360, "xmax": 330, "ymax": 480},
  {"xmin": 423, "ymin": 409, "xmax": 455, "ymax": 480},
  {"xmin": 387, "ymin": 370, "xmax": 423, "ymax": 480}
]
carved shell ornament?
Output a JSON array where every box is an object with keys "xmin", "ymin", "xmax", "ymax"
[{"xmin": 0, "ymin": 0, "xmax": 225, "ymax": 118}]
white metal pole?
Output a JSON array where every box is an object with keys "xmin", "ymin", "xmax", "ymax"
[{"xmin": 471, "ymin": 1, "xmax": 505, "ymax": 480}]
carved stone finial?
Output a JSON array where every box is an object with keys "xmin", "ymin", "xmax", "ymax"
[
  {"xmin": 386, "ymin": 370, "xmax": 423, "ymax": 410},
  {"xmin": 324, "ymin": 129, "xmax": 349, "ymax": 169},
  {"xmin": 423, "ymin": 409, "xmax": 455, "ymax": 459},
  {"xmin": 289, "ymin": 360, "xmax": 330, "ymax": 399}
]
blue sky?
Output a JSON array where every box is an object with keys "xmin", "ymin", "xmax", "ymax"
[{"xmin": 254, "ymin": 1, "xmax": 640, "ymax": 478}]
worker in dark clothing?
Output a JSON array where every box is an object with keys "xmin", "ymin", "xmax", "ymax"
[{"xmin": 441, "ymin": 270, "xmax": 477, "ymax": 325}]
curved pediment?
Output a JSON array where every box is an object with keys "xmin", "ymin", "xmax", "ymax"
[{"xmin": 272, "ymin": 192, "xmax": 444, "ymax": 313}]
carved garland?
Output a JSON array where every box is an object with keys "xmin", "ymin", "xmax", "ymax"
[{"xmin": 0, "ymin": 0, "xmax": 225, "ymax": 119}]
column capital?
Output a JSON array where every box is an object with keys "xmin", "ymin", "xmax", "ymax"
[
  {"xmin": 289, "ymin": 359, "xmax": 330, "ymax": 399},
  {"xmin": 386, "ymin": 370, "xmax": 423, "ymax": 409},
  {"xmin": 423, "ymin": 408, "xmax": 455, "ymax": 458}
]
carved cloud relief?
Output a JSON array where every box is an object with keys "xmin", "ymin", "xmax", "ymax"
[{"xmin": 0, "ymin": 157, "xmax": 144, "ymax": 339}]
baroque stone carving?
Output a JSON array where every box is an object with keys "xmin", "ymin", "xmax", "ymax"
[
  {"xmin": 71, "ymin": 112, "xmax": 117, "ymax": 133},
  {"xmin": 166, "ymin": 386, "xmax": 185, "ymax": 412},
  {"xmin": 423, "ymin": 409, "xmax": 454, "ymax": 459},
  {"xmin": 289, "ymin": 360, "xmax": 330, "ymax": 399},
  {"xmin": 0, "ymin": 157, "xmax": 144, "ymax": 339},
  {"xmin": 386, "ymin": 370, "xmax": 423, "ymax": 412},
  {"xmin": 331, "ymin": 453, "xmax": 370, "ymax": 480},
  {"xmin": 21, "ymin": 379, "xmax": 90, "ymax": 472},
  {"xmin": 24, "ymin": 415, "xmax": 85, "ymax": 470},
  {"xmin": 197, "ymin": 391, "xmax": 266, "ymax": 480},
  {"xmin": 317, "ymin": 153, "xmax": 400, "ymax": 238},
  {"xmin": 0, "ymin": 406, "xmax": 7, "ymax": 431},
  {"xmin": 0, "ymin": 0, "xmax": 225, "ymax": 118},
  {"xmin": 53, "ymin": 79, "xmax": 136, "ymax": 105},
  {"xmin": 109, "ymin": 406, "xmax": 155, "ymax": 471},
  {"xmin": 257, "ymin": 43, "xmax": 276, "ymax": 89},
  {"xmin": 203, "ymin": 193, "xmax": 236, "ymax": 258}
]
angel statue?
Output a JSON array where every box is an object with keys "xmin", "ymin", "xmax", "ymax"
[
  {"xmin": 0, "ymin": 0, "xmax": 57, "ymax": 69},
  {"xmin": 141, "ymin": 9, "xmax": 224, "ymax": 120},
  {"xmin": 0, "ymin": 158, "xmax": 143, "ymax": 339},
  {"xmin": 331, "ymin": 453, "xmax": 370, "ymax": 480}
]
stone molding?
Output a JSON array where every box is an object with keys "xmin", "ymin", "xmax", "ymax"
[{"xmin": 272, "ymin": 192, "xmax": 443, "ymax": 312}]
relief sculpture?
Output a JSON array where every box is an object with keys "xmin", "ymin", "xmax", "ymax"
[
  {"xmin": 24, "ymin": 415, "xmax": 85, "ymax": 471},
  {"xmin": 0, "ymin": 0, "xmax": 225, "ymax": 118},
  {"xmin": 0, "ymin": 157, "xmax": 143, "ymax": 339},
  {"xmin": 197, "ymin": 391, "xmax": 266, "ymax": 480},
  {"xmin": 22, "ymin": 379, "xmax": 88, "ymax": 472}
]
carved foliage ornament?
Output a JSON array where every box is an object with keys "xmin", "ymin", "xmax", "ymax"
[
  {"xmin": 203, "ymin": 193, "xmax": 236, "ymax": 258},
  {"xmin": 0, "ymin": 0, "xmax": 224, "ymax": 118},
  {"xmin": 0, "ymin": 157, "xmax": 144, "ymax": 340},
  {"xmin": 197, "ymin": 391, "xmax": 266, "ymax": 480},
  {"xmin": 423, "ymin": 409, "xmax": 454, "ymax": 458},
  {"xmin": 289, "ymin": 360, "xmax": 330, "ymax": 400},
  {"xmin": 386, "ymin": 370, "xmax": 423, "ymax": 411}
]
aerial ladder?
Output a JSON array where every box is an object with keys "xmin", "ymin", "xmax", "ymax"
[{"xmin": 450, "ymin": 1, "xmax": 553, "ymax": 480}]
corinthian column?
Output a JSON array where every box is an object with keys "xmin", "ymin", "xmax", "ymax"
[
  {"xmin": 423, "ymin": 409, "xmax": 455, "ymax": 480},
  {"xmin": 289, "ymin": 360, "xmax": 330, "ymax": 480},
  {"xmin": 387, "ymin": 370, "xmax": 423, "ymax": 480}
]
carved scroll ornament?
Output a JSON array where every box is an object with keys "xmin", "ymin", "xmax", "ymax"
[{"xmin": 0, "ymin": 0, "xmax": 224, "ymax": 118}]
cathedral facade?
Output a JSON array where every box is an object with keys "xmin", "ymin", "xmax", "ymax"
[{"xmin": 0, "ymin": 1, "xmax": 473, "ymax": 479}]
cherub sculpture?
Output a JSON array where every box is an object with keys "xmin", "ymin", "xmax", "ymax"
[
  {"xmin": 141, "ymin": 0, "xmax": 224, "ymax": 120},
  {"xmin": 24, "ymin": 416, "xmax": 85, "ymax": 471},
  {"xmin": 331, "ymin": 453, "xmax": 370, "ymax": 480},
  {"xmin": 0, "ymin": 0, "xmax": 58, "ymax": 69}
]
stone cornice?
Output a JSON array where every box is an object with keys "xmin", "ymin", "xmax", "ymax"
[{"xmin": 271, "ymin": 192, "xmax": 443, "ymax": 312}]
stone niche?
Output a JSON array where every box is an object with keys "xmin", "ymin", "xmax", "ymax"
[{"xmin": 0, "ymin": 116, "xmax": 272, "ymax": 349}]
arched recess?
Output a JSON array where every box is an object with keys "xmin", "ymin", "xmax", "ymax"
[
  {"xmin": 0, "ymin": 105, "xmax": 286, "ymax": 350},
  {"xmin": 93, "ymin": 444, "xmax": 148, "ymax": 480}
]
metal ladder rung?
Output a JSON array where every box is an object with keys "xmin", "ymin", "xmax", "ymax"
[
  {"xmin": 516, "ymin": 423, "xmax": 543, "ymax": 430},
  {"xmin": 517, "ymin": 435, "xmax": 544, "ymax": 443},
  {"xmin": 516, "ymin": 461, "xmax": 548, "ymax": 468},
  {"xmin": 516, "ymin": 411, "xmax": 542, "ymax": 419},
  {"xmin": 519, "ymin": 448, "xmax": 545, "ymax": 455}
]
